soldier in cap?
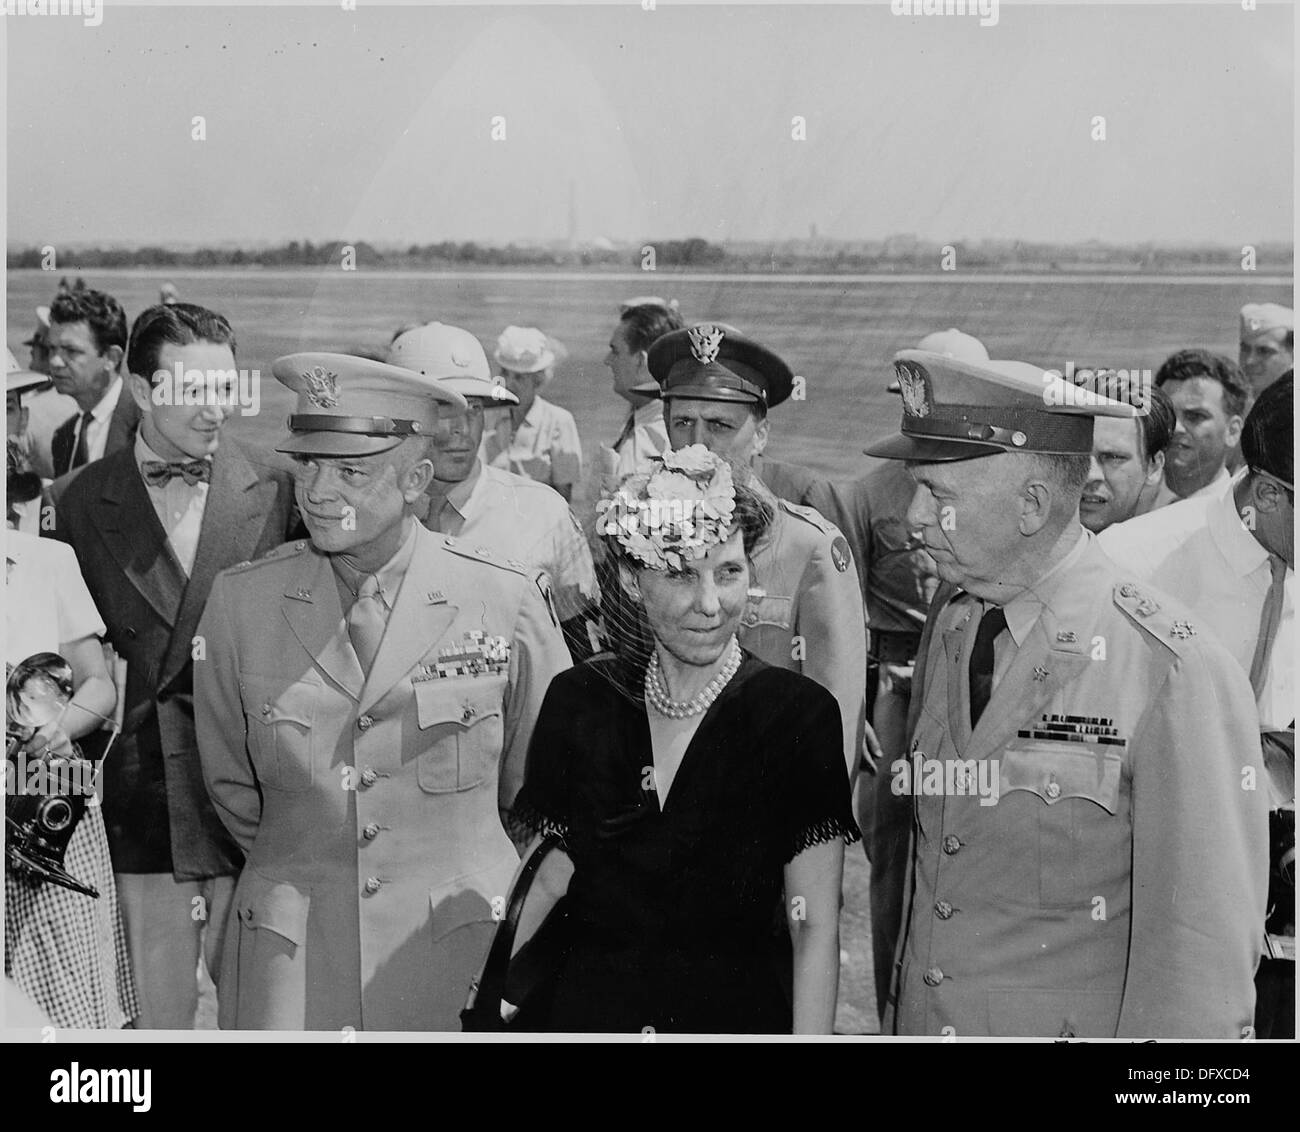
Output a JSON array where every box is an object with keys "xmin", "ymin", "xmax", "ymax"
[
  {"xmin": 641, "ymin": 323, "xmax": 870, "ymax": 777},
  {"xmin": 808, "ymin": 327, "xmax": 985, "ymax": 1022},
  {"xmin": 870, "ymin": 349, "xmax": 1268, "ymax": 1037},
  {"xmin": 194, "ymin": 354, "xmax": 571, "ymax": 1030},
  {"xmin": 1239, "ymin": 302, "xmax": 1294, "ymax": 398},
  {"xmin": 390, "ymin": 322, "xmax": 601, "ymax": 661}
]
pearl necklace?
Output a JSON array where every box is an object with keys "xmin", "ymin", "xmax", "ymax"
[{"xmin": 645, "ymin": 638, "xmax": 742, "ymax": 719}]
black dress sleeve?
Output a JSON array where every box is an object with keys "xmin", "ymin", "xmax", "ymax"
[
  {"xmin": 779, "ymin": 677, "xmax": 862, "ymax": 862},
  {"xmin": 510, "ymin": 672, "xmax": 575, "ymax": 843}
]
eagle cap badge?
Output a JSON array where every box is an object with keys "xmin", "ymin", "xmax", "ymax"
[
  {"xmin": 302, "ymin": 365, "xmax": 340, "ymax": 408},
  {"xmin": 896, "ymin": 360, "xmax": 932, "ymax": 418},
  {"xmin": 687, "ymin": 324, "xmax": 725, "ymax": 366}
]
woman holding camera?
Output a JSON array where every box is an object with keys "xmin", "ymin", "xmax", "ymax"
[
  {"xmin": 510, "ymin": 448, "xmax": 858, "ymax": 1033},
  {"xmin": 5, "ymin": 465, "xmax": 137, "ymax": 1027}
]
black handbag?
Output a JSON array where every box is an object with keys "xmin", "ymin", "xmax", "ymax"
[{"xmin": 461, "ymin": 833, "xmax": 572, "ymax": 1032}]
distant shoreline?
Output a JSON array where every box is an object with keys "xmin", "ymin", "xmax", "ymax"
[{"xmin": 7, "ymin": 267, "xmax": 1293, "ymax": 287}]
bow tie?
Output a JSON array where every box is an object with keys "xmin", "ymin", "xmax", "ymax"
[{"xmin": 141, "ymin": 459, "xmax": 212, "ymax": 487}]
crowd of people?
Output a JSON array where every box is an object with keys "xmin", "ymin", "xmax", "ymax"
[{"xmin": 3, "ymin": 278, "xmax": 1293, "ymax": 1037}]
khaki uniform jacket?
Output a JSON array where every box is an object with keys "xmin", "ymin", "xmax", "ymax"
[
  {"xmin": 890, "ymin": 536, "xmax": 1268, "ymax": 1038},
  {"xmin": 195, "ymin": 523, "xmax": 571, "ymax": 1031},
  {"xmin": 744, "ymin": 497, "xmax": 867, "ymax": 776}
]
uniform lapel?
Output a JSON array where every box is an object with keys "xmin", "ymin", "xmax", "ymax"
[
  {"xmin": 159, "ymin": 441, "xmax": 269, "ymax": 690},
  {"xmin": 280, "ymin": 550, "xmax": 365, "ymax": 701},
  {"xmin": 963, "ymin": 561, "xmax": 1104, "ymax": 766},
  {"xmin": 92, "ymin": 449, "xmax": 188, "ymax": 624},
  {"xmin": 359, "ymin": 526, "xmax": 459, "ymax": 714}
]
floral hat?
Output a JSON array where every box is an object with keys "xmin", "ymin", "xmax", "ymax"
[{"xmin": 596, "ymin": 445, "xmax": 737, "ymax": 572}]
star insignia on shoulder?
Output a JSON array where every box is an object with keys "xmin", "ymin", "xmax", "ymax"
[
  {"xmin": 1170, "ymin": 620, "xmax": 1196, "ymax": 639},
  {"xmin": 1033, "ymin": 666, "xmax": 1049, "ymax": 682}
]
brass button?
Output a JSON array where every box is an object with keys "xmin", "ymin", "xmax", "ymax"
[
  {"xmin": 364, "ymin": 876, "xmax": 382, "ymax": 895},
  {"xmin": 362, "ymin": 823, "xmax": 380, "ymax": 841},
  {"xmin": 1045, "ymin": 781, "xmax": 1061, "ymax": 800},
  {"xmin": 934, "ymin": 900, "xmax": 954, "ymax": 920},
  {"xmin": 941, "ymin": 834, "xmax": 962, "ymax": 855},
  {"xmin": 357, "ymin": 714, "xmax": 374, "ymax": 731},
  {"xmin": 461, "ymin": 705, "xmax": 476, "ymax": 723},
  {"xmin": 923, "ymin": 966, "xmax": 944, "ymax": 987},
  {"xmin": 360, "ymin": 767, "xmax": 378, "ymax": 788},
  {"xmin": 261, "ymin": 703, "xmax": 271, "ymax": 717}
]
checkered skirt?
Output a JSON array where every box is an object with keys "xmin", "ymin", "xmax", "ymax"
[{"xmin": 5, "ymin": 804, "xmax": 139, "ymax": 1028}]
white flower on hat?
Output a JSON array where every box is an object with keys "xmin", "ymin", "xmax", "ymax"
[{"xmin": 596, "ymin": 445, "xmax": 737, "ymax": 572}]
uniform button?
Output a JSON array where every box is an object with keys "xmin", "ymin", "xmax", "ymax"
[
  {"xmin": 934, "ymin": 900, "xmax": 954, "ymax": 920},
  {"xmin": 362, "ymin": 823, "xmax": 380, "ymax": 841},
  {"xmin": 741, "ymin": 612, "xmax": 759, "ymax": 628},
  {"xmin": 1045, "ymin": 781, "xmax": 1061, "ymax": 800},
  {"xmin": 923, "ymin": 966, "xmax": 945, "ymax": 987},
  {"xmin": 261, "ymin": 703, "xmax": 272, "ymax": 717},
  {"xmin": 364, "ymin": 877, "xmax": 382, "ymax": 895},
  {"xmin": 360, "ymin": 767, "xmax": 378, "ymax": 788},
  {"xmin": 461, "ymin": 705, "xmax": 476, "ymax": 723},
  {"xmin": 357, "ymin": 714, "xmax": 374, "ymax": 731},
  {"xmin": 942, "ymin": 834, "xmax": 962, "ymax": 855}
]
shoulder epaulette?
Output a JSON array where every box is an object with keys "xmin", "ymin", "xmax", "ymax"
[
  {"xmin": 441, "ymin": 534, "xmax": 529, "ymax": 576},
  {"xmin": 226, "ymin": 539, "xmax": 309, "ymax": 573},
  {"xmin": 1112, "ymin": 580, "xmax": 1197, "ymax": 655}
]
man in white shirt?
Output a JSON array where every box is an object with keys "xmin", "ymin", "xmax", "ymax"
[
  {"xmin": 1078, "ymin": 382, "xmax": 1178, "ymax": 533},
  {"xmin": 602, "ymin": 300, "xmax": 685, "ymax": 479},
  {"xmin": 1100, "ymin": 374, "xmax": 1294, "ymax": 1037},
  {"xmin": 45, "ymin": 289, "xmax": 140, "ymax": 477},
  {"xmin": 390, "ymin": 321, "xmax": 601, "ymax": 661},
  {"xmin": 1154, "ymin": 348, "xmax": 1246, "ymax": 502}
]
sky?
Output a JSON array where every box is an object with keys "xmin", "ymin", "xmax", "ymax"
[{"xmin": 3, "ymin": 1, "xmax": 1294, "ymax": 247}]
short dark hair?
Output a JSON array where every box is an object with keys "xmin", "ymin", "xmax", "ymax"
[
  {"xmin": 127, "ymin": 303, "xmax": 237, "ymax": 384},
  {"xmin": 1241, "ymin": 371, "xmax": 1293, "ymax": 488},
  {"xmin": 48, "ymin": 289, "xmax": 128, "ymax": 355},
  {"xmin": 619, "ymin": 303, "xmax": 685, "ymax": 355},
  {"xmin": 1135, "ymin": 383, "xmax": 1176, "ymax": 462},
  {"xmin": 1155, "ymin": 349, "xmax": 1249, "ymax": 418}
]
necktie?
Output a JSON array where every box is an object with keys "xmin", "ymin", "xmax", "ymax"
[
  {"xmin": 141, "ymin": 459, "xmax": 212, "ymax": 487},
  {"xmin": 1249, "ymin": 555, "xmax": 1288, "ymax": 702},
  {"xmin": 968, "ymin": 603, "xmax": 1007, "ymax": 728},
  {"xmin": 347, "ymin": 573, "xmax": 387, "ymax": 673},
  {"xmin": 613, "ymin": 411, "xmax": 636, "ymax": 452},
  {"xmin": 69, "ymin": 411, "xmax": 94, "ymax": 473}
]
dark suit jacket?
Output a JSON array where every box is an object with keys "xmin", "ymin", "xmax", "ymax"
[
  {"xmin": 50, "ymin": 378, "xmax": 141, "ymax": 479},
  {"xmin": 53, "ymin": 438, "xmax": 299, "ymax": 879}
]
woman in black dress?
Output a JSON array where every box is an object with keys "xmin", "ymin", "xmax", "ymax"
[{"xmin": 511, "ymin": 447, "xmax": 859, "ymax": 1033}]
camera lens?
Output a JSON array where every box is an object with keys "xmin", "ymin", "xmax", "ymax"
[{"xmin": 39, "ymin": 798, "xmax": 73, "ymax": 832}]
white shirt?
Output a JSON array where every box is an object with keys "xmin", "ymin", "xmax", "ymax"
[
  {"xmin": 483, "ymin": 395, "xmax": 583, "ymax": 490},
  {"xmin": 1182, "ymin": 464, "xmax": 1232, "ymax": 502},
  {"xmin": 5, "ymin": 530, "xmax": 106, "ymax": 663},
  {"xmin": 1100, "ymin": 476, "xmax": 1294, "ymax": 729},
  {"xmin": 70, "ymin": 376, "xmax": 124, "ymax": 466},
  {"xmin": 611, "ymin": 399, "xmax": 671, "ymax": 479},
  {"xmin": 424, "ymin": 461, "xmax": 598, "ymax": 621},
  {"xmin": 135, "ymin": 432, "xmax": 210, "ymax": 576}
]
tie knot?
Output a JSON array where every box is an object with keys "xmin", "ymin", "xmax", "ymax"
[
  {"xmin": 358, "ymin": 573, "xmax": 383, "ymax": 601},
  {"xmin": 141, "ymin": 459, "xmax": 212, "ymax": 487},
  {"xmin": 977, "ymin": 604, "xmax": 1007, "ymax": 639}
]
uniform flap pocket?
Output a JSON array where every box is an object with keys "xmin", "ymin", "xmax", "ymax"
[
  {"xmin": 742, "ymin": 594, "xmax": 793, "ymax": 631},
  {"xmin": 414, "ymin": 678, "xmax": 505, "ymax": 731},
  {"xmin": 1000, "ymin": 743, "xmax": 1122, "ymax": 813},
  {"xmin": 240, "ymin": 675, "xmax": 316, "ymax": 726},
  {"xmin": 236, "ymin": 870, "xmax": 311, "ymax": 947}
]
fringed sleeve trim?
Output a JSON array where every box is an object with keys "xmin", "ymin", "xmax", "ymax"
[
  {"xmin": 787, "ymin": 815, "xmax": 861, "ymax": 862},
  {"xmin": 509, "ymin": 798, "xmax": 570, "ymax": 845}
]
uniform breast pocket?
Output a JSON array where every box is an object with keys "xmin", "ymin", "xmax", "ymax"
[
  {"xmin": 413, "ymin": 677, "xmax": 506, "ymax": 794},
  {"xmin": 999, "ymin": 741, "xmax": 1126, "ymax": 909},
  {"xmin": 240, "ymin": 675, "xmax": 318, "ymax": 793},
  {"xmin": 741, "ymin": 594, "xmax": 793, "ymax": 632}
]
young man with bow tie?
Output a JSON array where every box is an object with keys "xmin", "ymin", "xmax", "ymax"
[{"xmin": 51, "ymin": 303, "xmax": 300, "ymax": 1028}]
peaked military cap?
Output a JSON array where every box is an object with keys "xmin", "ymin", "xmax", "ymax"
[
  {"xmin": 638, "ymin": 323, "xmax": 794, "ymax": 409},
  {"xmin": 273, "ymin": 352, "xmax": 466, "ymax": 457},
  {"xmin": 866, "ymin": 349, "xmax": 1136, "ymax": 462}
]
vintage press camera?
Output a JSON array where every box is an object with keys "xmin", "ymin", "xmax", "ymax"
[{"xmin": 5, "ymin": 653, "xmax": 100, "ymax": 898}]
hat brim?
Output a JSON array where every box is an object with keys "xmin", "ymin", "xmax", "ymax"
[
  {"xmin": 449, "ymin": 381, "xmax": 519, "ymax": 405},
  {"xmin": 864, "ymin": 432, "xmax": 1005, "ymax": 462},
  {"xmin": 658, "ymin": 384, "xmax": 763, "ymax": 406},
  {"xmin": 7, "ymin": 372, "xmax": 48, "ymax": 395},
  {"xmin": 495, "ymin": 355, "xmax": 555, "ymax": 376},
  {"xmin": 275, "ymin": 432, "xmax": 409, "ymax": 458}
]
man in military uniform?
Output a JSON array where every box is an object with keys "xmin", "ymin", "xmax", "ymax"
[
  {"xmin": 389, "ymin": 321, "xmax": 600, "ymax": 661},
  {"xmin": 643, "ymin": 324, "xmax": 870, "ymax": 776},
  {"xmin": 194, "ymin": 354, "xmax": 571, "ymax": 1031},
  {"xmin": 870, "ymin": 349, "xmax": 1268, "ymax": 1037},
  {"xmin": 1239, "ymin": 302, "xmax": 1293, "ymax": 398}
]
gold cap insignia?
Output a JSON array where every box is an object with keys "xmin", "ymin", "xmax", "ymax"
[
  {"xmin": 687, "ymin": 324, "xmax": 725, "ymax": 365},
  {"xmin": 303, "ymin": 365, "xmax": 339, "ymax": 408}
]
